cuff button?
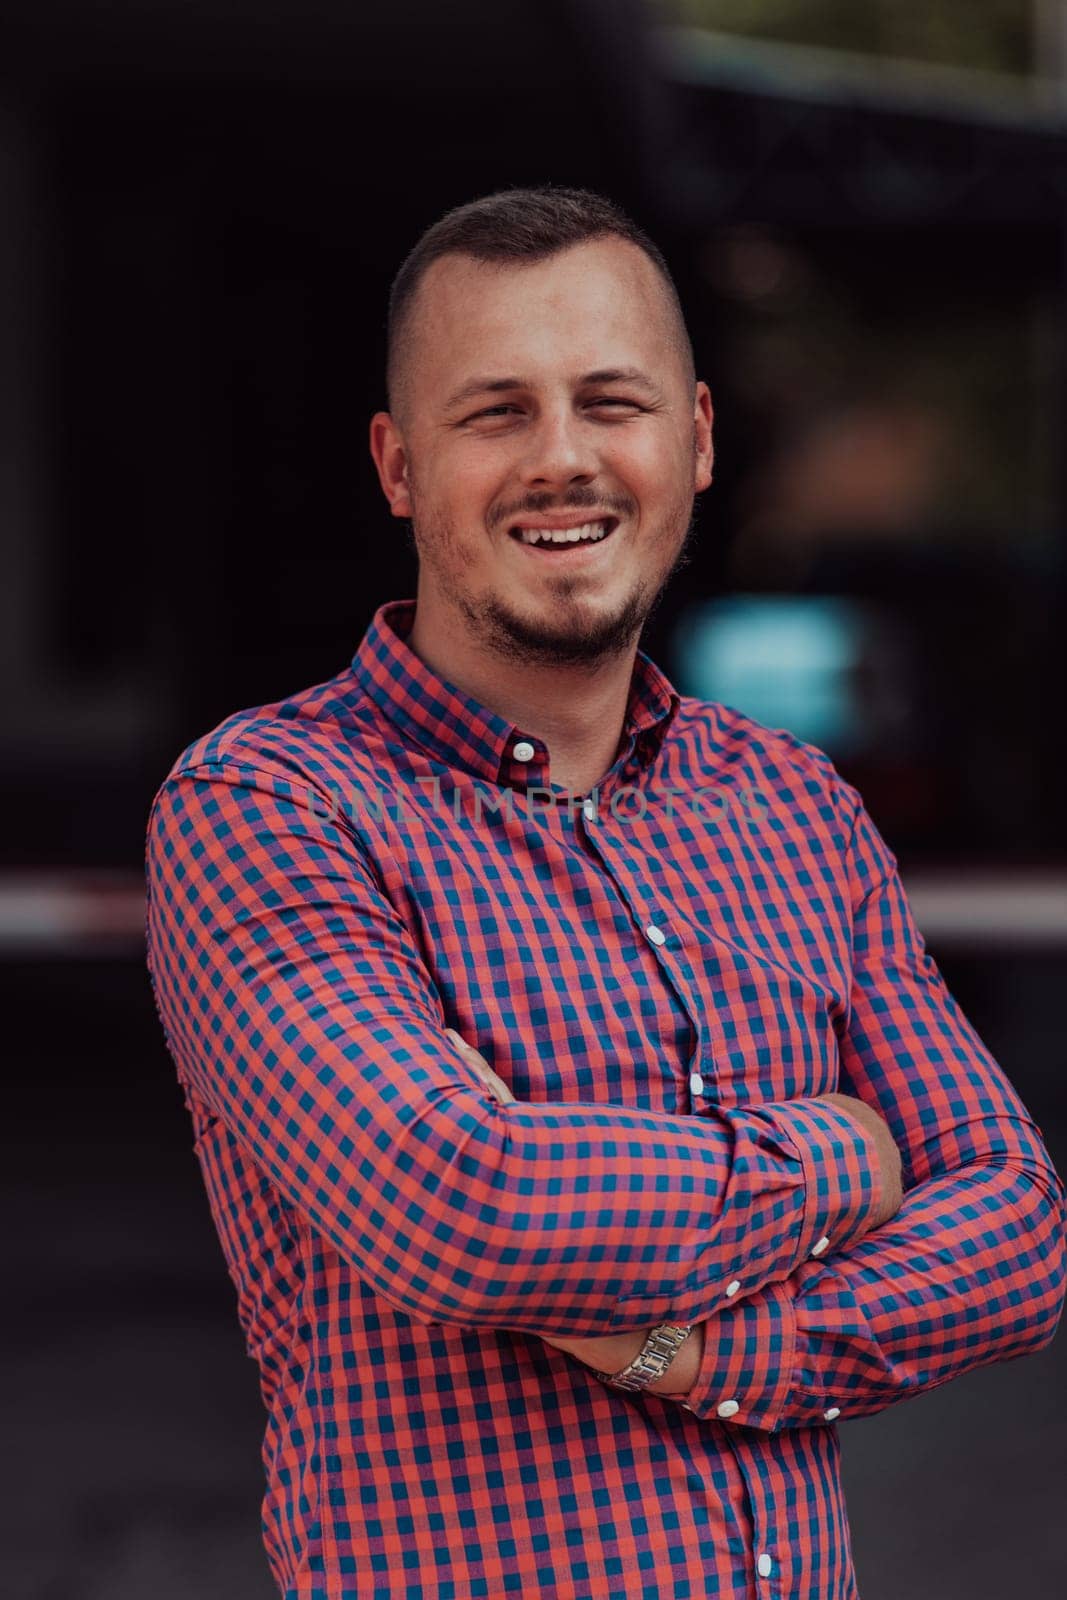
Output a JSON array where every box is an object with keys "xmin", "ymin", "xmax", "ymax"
[
  {"xmin": 716, "ymin": 1398, "xmax": 740, "ymax": 1419},
  {"xmin": 811, "ymin": 1235, "xmax": 830, "ymax": 1256}
]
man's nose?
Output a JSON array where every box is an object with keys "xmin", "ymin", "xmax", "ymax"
[{"xmin": 518, "ymin": 408, "xmax": 598, "ymax": 487}]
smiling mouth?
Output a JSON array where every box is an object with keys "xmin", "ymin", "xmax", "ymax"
[{"xmin": 507, "ymin": 517, "xmax": 619, "ymax": 551}]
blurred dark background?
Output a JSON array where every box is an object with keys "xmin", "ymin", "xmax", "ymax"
[{"xmin": 3, "ymin": 2, "xmax": 1065, "ymax": 1597}]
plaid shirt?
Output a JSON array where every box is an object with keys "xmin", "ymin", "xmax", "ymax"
[{"xmin": 145, "ymin": 596, "xmax": 1066, "ymax": 1599}]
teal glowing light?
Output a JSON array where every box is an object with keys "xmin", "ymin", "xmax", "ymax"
[{"xmin": 672, "ymin": 595, "xmax": 867, "ymax": 755}]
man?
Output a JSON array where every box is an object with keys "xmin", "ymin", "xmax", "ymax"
[{"xmin": 145, "ymin": 187, "xmax": 1066, "ymax": 1599}]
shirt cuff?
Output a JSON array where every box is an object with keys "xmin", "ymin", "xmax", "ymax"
[
  {"xmin": 667, "ymin": 1278, "xmax": 797, "ymax": 1428},
  {"xmin": 754, "ymin": 1092, "xmax": 886, "ymax": 1273}
]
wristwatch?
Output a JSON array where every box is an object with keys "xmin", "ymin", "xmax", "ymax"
[{"xmin": 592, "ymin": 1322, "xmax": 693, "ymax": 1392}]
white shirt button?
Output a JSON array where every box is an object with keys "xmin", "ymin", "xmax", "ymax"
[
  {"xmin": 681, "ymin": 1402, "xmax": 693, "ymax": 1411},
  {"xmin": 716, "ymin": 1398, "xmax": 740, "ymax": 1419},
  {"xmin": 512, "ymin": 741, "xmax": 535, "ymax": 762},
  {"xmin": 823, "ymin": 1406, "xmax": 841, "ymax": 1421},
  {"xmin": 582, "ymin": 797, "xmax": 596, "ymax": 821},
  {"xmin": 757, "ymin": 1553, "xmax": 773, "ymax": 1578},
  {"xmin": 689, "ymin": 1071, "xmax": 704, "ymax": 1096},
  {"xmin": 811, "ymin": 1235, "xmax": 830, "ymax": 1256},
  {"xmin": 645, "ymin": 923, "xmax": 666, "ymax": 945},
  {"xmin": 725, "ymin": 1279, "xmax": 741, "ymax": 1298}
]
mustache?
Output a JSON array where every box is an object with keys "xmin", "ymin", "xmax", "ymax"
[{"xmin": 491, "ymin": 489, "xmax": 637, "ymax": 529}]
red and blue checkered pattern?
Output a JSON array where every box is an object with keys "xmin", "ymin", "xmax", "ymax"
[{"xmin": 145, "ymin": 597, "xmax": 1065, "ymax": 1598}]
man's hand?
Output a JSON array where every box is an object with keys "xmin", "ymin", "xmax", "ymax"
[
  {"xmin": 446, "ymin": 1029, "xmax": 518, "ymax": 1105},
  {"xmin": 817, "ymin": 1091, "xmax": 904, "ymax": 1229}
]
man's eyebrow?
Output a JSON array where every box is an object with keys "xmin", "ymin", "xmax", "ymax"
[
  {"xmin": 443, "ymin": 376, "xmax": 528, "ymax": 410},
  {"xmin": 443, "ymin": 367, "xmax": 662, "ymax": 411},
  {"xmin": 579, "ymin": 367, "xmax": 661, "ymax": 394}
]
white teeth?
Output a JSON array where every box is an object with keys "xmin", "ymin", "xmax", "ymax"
[{"xmin": 517, "ymin": 520, "xmax": 611, "ymax": 546}]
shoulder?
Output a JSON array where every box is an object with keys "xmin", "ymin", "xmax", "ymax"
[
  {"xmin": 149, "ymin": 664, "xmax": 390, "ymax": 812},
  {"xmin": 667, "ymin": 693, "xmax": 863, "ymax": 850}
]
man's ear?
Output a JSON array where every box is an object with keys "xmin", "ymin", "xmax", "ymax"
[
  {"xmin": 369, "ymin": 411, "xmax": 414, "ymax": 520},
  {"xmin": 693, "ymin": 382, "xmax": 714, "ymax": 493}
]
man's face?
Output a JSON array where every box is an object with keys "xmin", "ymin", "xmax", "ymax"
[{"xmin": 371, "ymin": 236, "xmax": 713, "ymax": 667}]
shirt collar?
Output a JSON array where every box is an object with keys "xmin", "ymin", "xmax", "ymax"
[{"xmin": 350, "ymin": 597, "xmax": 681, "ymax": 792}]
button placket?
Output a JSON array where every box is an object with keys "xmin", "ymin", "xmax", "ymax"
[{"xmin": 716, "ymin": 1421, "xmax": 777, "ymax": 1597}]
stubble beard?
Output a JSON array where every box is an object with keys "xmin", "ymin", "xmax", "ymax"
[{"xmin": 409, "ymin": 498, "xmax": 700, "ymax": 669}]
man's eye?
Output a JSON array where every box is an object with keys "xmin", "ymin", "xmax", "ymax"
[{"xmin": 464, "ymin": 398, "xmax": 642, "ymax": 423}]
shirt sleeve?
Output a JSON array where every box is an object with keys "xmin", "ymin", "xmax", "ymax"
[
  {"xmin": 679, "ymin": 779, "xmax": 1067, "ymax": 1429},
  {"xmin": 145, "ymin": 756, "xmax": 887, "ymax": 1337}
]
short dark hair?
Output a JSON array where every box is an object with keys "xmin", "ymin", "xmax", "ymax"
[{"xmin": 386, "ymin": 185, "xmax": 695, "ymax": 419}]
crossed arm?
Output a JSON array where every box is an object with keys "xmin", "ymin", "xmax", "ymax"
[
  {"xmin": 448, "ymin": 1029, "xmax": 904, "ymax": 1400},
  {"xmin": 146, "ymin": 756, "xmax": 1067, "ymax": 1433}
]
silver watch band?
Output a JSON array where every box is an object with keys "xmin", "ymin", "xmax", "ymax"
[{"xmin": 592, "ymin": 1322, "xmax": 693, "ymax": 1392}]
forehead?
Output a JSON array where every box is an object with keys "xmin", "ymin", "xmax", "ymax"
[{"xmin": 409, "ymin": 237, "xmax": 679, "ymax": 397}]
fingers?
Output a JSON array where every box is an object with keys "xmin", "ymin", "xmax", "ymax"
[{"xmin": 445, "ymin": 1028, "xmax": 518, "ymax": 1104}]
